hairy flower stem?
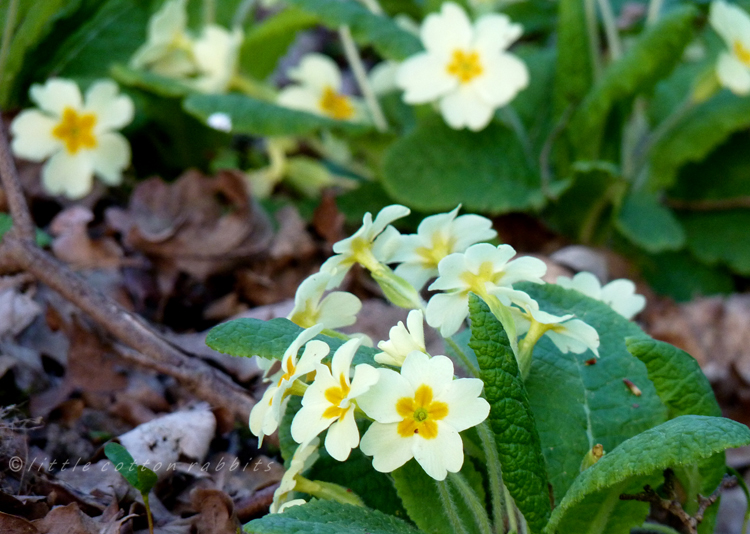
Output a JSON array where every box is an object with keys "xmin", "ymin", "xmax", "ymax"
[
  {"xmin": 449, "ymin": 472, "xmax": 494, "ymax": 534},
  {"xmin": 435, "ymin": 479, "xmax": 470, "ymax": 534},
  {"xmin": 504, "ymin": 484, "xmax": 519, "ymax": 534},
  {"xmin": 295, "ymin": 477, "xmax": 365, "ymax": 507},
  {"xmin": 596, "ymin": 0, "xmax": 622, "ymax": 60},
  {"xmin": 477, "ymin": 422, "xmax": 507, "ymax": 534}
]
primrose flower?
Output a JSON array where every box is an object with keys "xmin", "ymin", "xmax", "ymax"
[
  {"xmin": 10, "ymin": 79, "xmax": 133, "ymax": 199},
  {"xmin": 375, "ymin": 310, "xmax": 427, "ymax": 367},
  {"xmin": 288, "ymin": 272, "xmax": 362, "ymax": 330},
  {"xmin": 426, "ymin": 243, "xmax": 546, "ymax": 337},
  {"xmin": 249, "ymin": 325, "xmax": 329, "ymax": 444},
  {"xmin": 291, "ymin": 339, "xmax": 379, "ymax": 461},
  {"xmin": 320, "ymin": 204, "xmax": 410, "ymax": 288},
  {"xmin": 391, "ymin": 206, "xmax": 497, "ymax": 290},
  {"xmin": 358, "ymin": 351, "xmax": 489, "ymax": 480},
  {"xmin": 397, "ymin": 2, "xmax": 528, "ymax": 131},
  {"xmin": 270, "ymin": 438, "xmax": 320, "ymax": 514},
  {"xmin": 709, "ymin": 0, "xmax": 750, "ymax": 95},
  {"xmin": 513, "ymin": 303, "xmax": 600, "ymax": 357},
  {"xmin": 190, "ymin": 25, "xmax": 243, "ymax": 93},
  {"xmin": 557, "ymin": 272, "xmax": 646, "ymax": 320},
  {"xmin": 278, "ymin": 54, "xmax": 366, "ymax": 122}
]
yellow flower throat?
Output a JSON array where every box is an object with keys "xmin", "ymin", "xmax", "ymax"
[
  {"xmin": 52, "ymin": 108, "xmax": 97, "ymax": 154},
  {"xmin": 734, "ymin": 40, "xmax": 750, "ymax": 67},
  {"xmin": 319, "ymin": 86, "xmax": 354, "ymax": 120},
  {"xmin": 446, "ymin": 50, "xmax": 483, "ymax": 84},
  {"xmin": 396, "ymin": 385, "xmax": 448, "ymax": 439}
]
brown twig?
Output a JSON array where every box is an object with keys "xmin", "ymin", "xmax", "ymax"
[
  {"xmin": 0, "ymin": 117, "xmax": 254, "ymax": 423},
  {"xmin": 620, "ymin": 469, "xmax": 736, "ymax": 534}
]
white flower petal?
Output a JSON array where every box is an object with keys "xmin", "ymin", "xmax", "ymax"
[
  {"xmin": 30, "ymin": 79, "xmax": 82, "ymax": 116},
  {"xmin": 401, "ymin": 353, "xmax": 454, "ymax": 397},
  {"xmin": 466, "ymin": 243, "xmax": 515, "ymax": 272},
  {"xmin": 42, "ymin": 151, "xmax": 94, "ymax": 199},
  {"xmin": 360, "ymin": 422, "xmax": 414, "ymax": 473},
  {"xmin": 85, "ymin": 80, "xmax": 134, "ymax": 131},
  {"xmin": 600, "ymin": 279, "xmax": 646, "ymax": 319},
  {"xmin": 249, "ymin": 385, "xmax": 278, "ymax": 441},
  {"xmin": 439, "ymin": 86, "xmax": 495, "ymax": 131},
  {"xmin": 349, "ymin": 363, "xmax": 380, "ymax": 399},
  {"xmin": 295, "ymin": 339, "xmax": 330, "ymax": 376},
  {"xmin": 421, "ymin": 2, "xmax": 473, "ymax": 56},
  {"xmin": 412, "ymin": 423, "xmax": 463, "ymax": 480},
  {"xmin": 393, "ymin": 262, "xmax": 435, "ymax": 292},
  {"xmin": 429, "ymin": 253, "xmax": 470, "ymax": 291},
  {"xmin": 289, "ymin": 54, "xmax": 342, "ymax": 91},
  {"xmin": 710, "ymin": 0, "xmax": 750, "ymax": 47},
  {"xmin": 451, "ymin": 214, "xmax": 497, "ymax": 251},
  {"xmin": 439, "ymin": 379, "xmax": 490, "ymax": 432},
  {"xmin": 331, "ymin": 338, "xmax": 360, "ymax": 381},
  {"xmin": 499, "ymin": 256, "xmax": 547, "ymax": 285},
  {"xmin": 426, "ymin": 292, "xmax": 469, "ymax": 337},
  {"xmin": 550, "ymin": 318, "xmax": 600, "ymax": 356},
  {"xmin": 325, "ymin": 408, "xmax": 360, "ymax": 461},
  {"xmin": 472, "ymin": 13, "xmax": 523, "ymax": 53},
  {"xmin": 10, "ymin": 110, "xmax": 61, "ymax": 161},
  {"xmin": 278, "ymin": 86, "xmax": 323, "ymax": 115},
  {"xmin": 317, "ymin": 291, "xmax": 362, "ymax": 329},
  {"xmin": 473, "ymin": 53, "xmax": 529, "ymax": 107},
  {"xmin": 716, "ymin": 53, "xmax": 750, "ymax": 95},
  {"xmin": 91, "ymin": 132, "xmax": 130, "ymax": 185},
  {"xmin": 371, "ymin": 205, "xmax": 411, "ymax": 237},
  {"xmin": 357, "ymin": 368, "xmax": 412, "ymax": 423},
  {"xmin": 397, "ymin": 53, "xmax": 457, "ymax": 103},
  {"xmin": 406, "ymin": 310, "xmax": 426, "ymax": 350}
]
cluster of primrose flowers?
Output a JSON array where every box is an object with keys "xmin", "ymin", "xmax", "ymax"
[
  {"xmin": 248, "ymin": 204, "xmax": 646, "ymax": 513},
  {"xmin": 9, "ymin": 0, "xmax": 750, "ymax": 199}
]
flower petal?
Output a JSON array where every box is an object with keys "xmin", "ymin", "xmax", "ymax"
[
  {"xmin": 425, "ymin": 292, "xmax": 469, "ymax": 337},
  {"xmin": 717, "ymin": 53, "xmax": 750, "ymax": 95},
  {"xmin": 325, "ymin": 408, "xmax": 360, "ymax": 461},
  {"xmin": 10, "ymin": 110, "xmax": 61, "ymax": 161},
  {"xmin": 91, "ymin": 132, "xmax": 130, "ymax": 185},
  {"xmin": 421, "ymin": 2, "xmax": 473, "ymax": 56},
  {"xmin": 278, "ymin": 86, "xmax": 323, "ymax": 115},
  {"xmin": 357, "ymin": 368, "xmax": 412, "ymax": 423},
  {"xmin": 393, "ymin": 262, "xmax": 434, "ymax": 292},
  {"xmin": 42, "ymin": 151, "xmax": 94, "ymax": 199},
  {"xmin": 289, "ymin": 54, "xmax": 342, "ymax": 91},
  {"xmin": 85, "ymin": 80, "xmax": 134, "ymax": 131},
  {"xmin": 499, "ymin": 256, "xmax": 547, "ymax": 285},
  {"xmin": 473, "ymin": 13, "xmax": 523, "ymax": 53},
  {"xmin": 397, "ymin": 53, "xmax": 457, "ymax": 103},
  {"xmin": 30, "ymin": 79, "xmax": 82, "ymax": 116},
  {"xmin": 412, "ymin": 422, "xmax": 463, "ymax": 480},
  {"xmin": 473, "ymin": 53, "xmax": 529, "ymax": 107},
  {"xmin": 360, "ymin": 422, "xmax": 414, "ymax": 473},
  {"xmin": 439, "ymin": 379, "xmax": 490, "ymax": 432},
  {"xmin": 317, "ymin": 291, "xmax": 362, "ymax": 329},
  {"xmin": 401, "ymin": 353, "xmax": 454, "ymax": 397},
  {"xmin": 349, "ymin": 363, "xmax": 380, "ymax": 398},
  {"xmin": 439, "ymin": 86, "xmax": 495, "ymax": 131}
]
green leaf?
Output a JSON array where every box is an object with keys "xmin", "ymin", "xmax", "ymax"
[
  {"xmin": 636, "ymin": 250, "xmax": 734, "ymax": 302},
  {"xmin": 625, "ymin": 338, "xmax": 720, "ymax": 419},
  {"xmin": 648, "ymin": 92, "xmax": 750, "ymax": 192},
  {"xmin": 467, "ymin": 295, "xmax": 550, "ymax": 533},
  {"xmin": 243, "ymin": 499, "xmax": 421, "ymax": 534},
  {"xmin": 205, "ymin": 317, "xmax": 378, "ymax": 367},
  {"xmin": 554, "ymin": 0, "xmax": 593, "ymax": 108},
  {"xmin": 0, "ymin": 0, "xmax": 82, "ymax": 107},
  {"xmin": 570, "ymin": 6, "xmax": 697, "ymax": 159},
  {"xmin": 615, "ymin": 192, "xmax": 685, "ymax": 253},
  {"xmin": 104, "ymin": 442, "xmax": 158, "ymax": 494},
  {"xmin": 240, "ymin": 8, "xmax": 318, "ymax": 80},
  {"xmin": 679, "ymin": 209, "xmax": 750, "ymax": 275},
  {"xmin": 518, "ymin": 282, "xmax": 669, "ymax": 503},
  {"xmin": 183, "ymin": 93, "xmax": 371, "ymax": 137},
  {"xmin": 392, "ymin": 458, "xmax": 485, "ymax": 534},
  {"xmin": 111, "ymin": 63, "xmax": 192, "ymax": 98},
  {"xmin": 285, "ymin": 0, "xmax": 422, "ymax": 61},
  {"xmin": 545, "ymin": 415, "xmax": 750, "ymax": 533},
  {"xmin": 381, "ymin": 117, "xmax": 544, "ymax": 214},
  {"xmin": 0, "ymin": 213, "xmax": 53, "ymax": 247}
]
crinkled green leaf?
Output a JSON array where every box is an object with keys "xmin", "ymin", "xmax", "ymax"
[
  {"xmin": 243, "ymin": 499, "xmax": 421, "ymax": 534},
  {"xmin": 183, "ymin": 93, "xmax": 371, "ymax": 136},
  {"xmin": 104, "ymin": 442, "xmax": 158, "ymax": 494},
  {"xmin": 518, "ymin": 282, "xmax": 668, "ymax": 503},
  {"xmin": 392, "ymin": 458, "xmax": 486, "ymax": 534},
  {"xmin": 679, "ymin": 210, "xmax": 750, "ymax": 275},
  {"xmin": 648, "ymin": 92, "xmax": 750, "ymax": 192},
  {"xmin": 0, "ymin": 0, "xmax": 82, "ymax": 106},
  {"xmin": 554, "ymin": 0, "xmax": 593, "ymax": 108},
  {"xmin": 615, "ymin": 192, "xmax": 685, "ymax": 253},
  {"xmin": 637, "ymin": 250, "xmax": 734, "ymax": 302},
  {"xmin": 382, "ymin": 117, "xmax": 544, "ymax": 214},
  {"xmin": 205, "ymin": 317, "xmax": 378, "ymax": 366},
  {"xmin": 468, "ymin": 295, "xmax": 550, "ymax": 534},
  {"xmin": 286, "ymin": 0, "xmax": 421, "ymax": 61},
  {"xmin": 570, "ymin": 6, "xmax": 697, "ymax": 159},
  {"xmin": 546, "ymin": 415, "xmax": 750, "ymax": 533},
  {"xmin": 626, "ymin": 338, "xmax": 720, "ymax": 419},
  {"xmin": 240, "ymin": 8, "xmax": 318, "ymax": 80}
]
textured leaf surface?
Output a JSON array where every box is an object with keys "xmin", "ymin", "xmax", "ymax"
[
  {"xmin": 286, "ymin": 0, "xmax": 421, "ymax": 60},
  {"xmin": 570, "ymin": 6, "xmax": 696, "ymax": 158},
  {"xmin": 546, "ymin": 415, "xmax": 750, "ymax": 533},
  {"xmin": 468, "ymin": 295, "xmax": 550, "ymax": 533},
  {"xmin": 243, "ymin": 500, "xmax": 421, "ymax": 534},
  {"xmin": 648, "ymin": 92, "xmax": 750, "ymax": 191},
  {"xmin": 615, "ymin": 192, "xmax": 685, "ymax": 253},
  {"xmin": 679, "ymin": 210, "xmax": 750, "ymax": 275},
  {"xmin": 206, "ymin": 317, "xmax": 377, "ymax": 366},
  {"xmin": 626, "ymin": 338, "xmax": 720, "ymax": 419},
  {"xmin": 637, "ymin": 251, "xmax": 733, "ymax": 302},
  {"xmin": 392, "ymin": 458, "xmax": 485, "ymax": 534},
  {"xmin": 518, "ymin": 283, "xmax": 668, "ymax": 503},
  {"xmin": 183, "ymin": 93, "xmax": 370, "ymax": 136},
  {"xmin": 382, "ymin": 118, "xmax": 544, "ymax": 214},
  {"xmin": 554, "ymin": 0, "xmax": 593, "ymax": 107}
]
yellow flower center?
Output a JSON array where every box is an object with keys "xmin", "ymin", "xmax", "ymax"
[
  {"xmin": 396, "ymin": 384, "xmax": 449, "ymax": 439},
  {"xmin": 322, "ymin": 373, "xmax": 351, "ymax": 419},
  {"xmin": 277, "ymin": 355, "xmax": 297, "ymax": 387},
  {"xmin": 459, "ymin": 261, "xmax": 504, "ymax": 297},
  {"xmin": 319, "ymin": 86, "xmax": 354, "ymax": 120},
  {"xmin": 52, "ymin": 107, "xmax": 97, "ymax": 155},
  {"xmin": 289, "ymin": 301, "xmax": 319, "ymax": 329},
  {"xmin": 416, "ymin": 232, "xmax": 454, "ymax": 269},
  {"xmin": 734, "ymin": 40, "xmax": 750, "ymax": 67},
  {"xmin": 446, "ymin": 50, "xmax": 483, "ymax": 84}
]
